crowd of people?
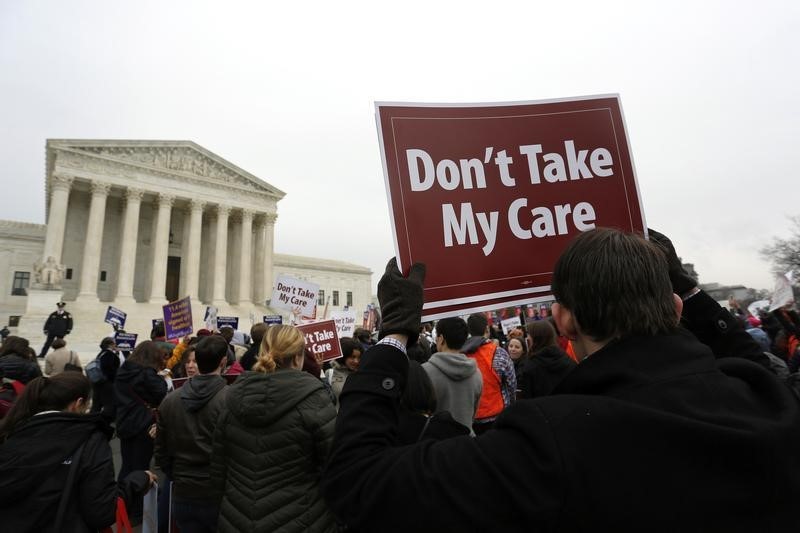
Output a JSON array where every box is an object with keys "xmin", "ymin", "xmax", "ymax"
[{"xmin": 0, "ymin": 228, "xmax": 800, "ymax": 531}]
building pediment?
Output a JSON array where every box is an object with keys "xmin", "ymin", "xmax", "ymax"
[{"xmin": 47, "ymin": 139, "xmax": 285, "ymax": 200}]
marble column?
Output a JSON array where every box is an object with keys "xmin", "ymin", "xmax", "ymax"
[
  {"xmin": 238, "ymin": 209, "xmax": 254, "ymax": 305},
  {"xmin": 41, "ymin": 173, "xmax": 74, "ymax": 268},
  {"xmin": 184, "ymin": 199, "xmax": 205, "ymax": 300},
  {"xmin": 252, "ymin": 217, "xmax": 266, "ymax": 305},
  {"xmin": 77, "ymin": 181, "xmax": 112, "ymax": 301},
  {"xmin": 115, "ymin": 187, "xmax": 144, "ymax": 302},
  {"xmin": 148, "ymin": 193, "xmax": 174, "ymax": 302},
  {"xmin": 212, "ymin": 205, "xmax": 231, "ymax": 306},
  {"xmin": 263, "ymin": 213, "xmax": 277, "ymax": 300}
]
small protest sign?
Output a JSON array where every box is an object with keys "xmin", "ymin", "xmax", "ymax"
[
  {"xmin": 114, "ymin": 332, "xmax": 138, "ymax": 351},
  {"xmin": 770, "ymin": 273, "xmax": 794, "ymax": 311},
  {"xmin": 163, "ymin": 296, "xmax": 193, "ymax": 340},
  {"xmin": 330, "ymin": 310, "xmax": 357, "ymax": 338},
  {"xmin": 263, "ymin": 315, "xmax": 283, "ymax": 325},
  {"xmin": 151, "ymin": 318, "xmax": 163, "ymax": 330},
  {"xmin": 204, "ymin": 306, "xmax": 218, "ymax": 330},
  {"xmin": 377, "ymin": 95, "xmax": 645, "ymax": 321},
  {"xmin": 217, "ymin": 316, "xmax": 239, "ymax": 330},
  {"xmin": 500, "ymin": 316, "xmax": 522, "ymax": 335},
  {"xmin": 104, "ymin": 306, "xmax": 127, "ymax": 328},
  {"xmin": 297, "ymin": 319, "xmax": 342, "ymax": 362},
  {"xmin": 271, "ymin": 275, "xmax": 319, "ymax": 317}
]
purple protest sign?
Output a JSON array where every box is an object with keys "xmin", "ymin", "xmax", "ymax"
[{"xmin": 162, "ymin": 296, "xmax": 193, "ymax": 340}]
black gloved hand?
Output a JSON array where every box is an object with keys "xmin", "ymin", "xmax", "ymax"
[
  {"xmin": 377, "ymin": 258, "xmax": 426, "ymax": 346},
  {"xmin": 648, "ymin": 228, "xmax": 697, "ymax": 295}
]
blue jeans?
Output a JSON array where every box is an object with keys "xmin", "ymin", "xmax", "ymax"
[{"xmin": 172, "ymin": 498, "xmax": 220, "ymax": 533}]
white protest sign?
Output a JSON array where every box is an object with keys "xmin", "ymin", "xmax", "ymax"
[
  {"xmin": 271, "ymin": 275, "xmax": 319, "ymax": 317},
  {"xmin": 770, "ymin": 273, "xmax": 794, "ymax": 311},
  {"xmin": 500, "ymin": 316, "xmax": 522, "ymax": 336},
  {"xmin": 330, "ymin": 310, "xmax": 357, "ymax": 338}
]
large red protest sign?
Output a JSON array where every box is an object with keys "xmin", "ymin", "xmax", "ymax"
[{"xmin": 376, "ymin": 95, "xmax": 645, "ymax": 321}]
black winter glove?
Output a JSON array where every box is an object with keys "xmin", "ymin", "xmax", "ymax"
[
  {"xmin": 648, "ymin": 228, "xmax": 697, "ymax": 296},
  {"xmin": 377, "ymin": 257, "xmax": 426, "ymax": 346}
]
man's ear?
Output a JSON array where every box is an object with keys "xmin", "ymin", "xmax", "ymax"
[
  {"xmin": 552, "ymin": 302, "xmax": 578, "ymax": 341},
  {"xmin": 673, "ymin": 293, "xmax": 683, "ymax": 323}
]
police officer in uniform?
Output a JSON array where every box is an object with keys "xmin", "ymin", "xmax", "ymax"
[{"xmin": 38, "ymin": 301, "xmax": 73, "ymax": 358}]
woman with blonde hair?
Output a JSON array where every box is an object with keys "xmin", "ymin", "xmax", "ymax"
[{"xmin": 211, "ymin": 325, "xmax": 337, "ymax": 532}]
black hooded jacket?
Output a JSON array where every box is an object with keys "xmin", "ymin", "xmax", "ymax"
[
  {"xmin": 155, "ymin": 374, "xmax": 228, "ymax": 500},
  {"xmin": 0, "ymin": 412, "xmax": 148, "ymax": 532},
  {"xmin": 114, "ymin": 361, "xmax": 168, "ymax": 439},
  {"xmin": 518, "ymin": 345, "xmax": 577, "ymax": 398}
]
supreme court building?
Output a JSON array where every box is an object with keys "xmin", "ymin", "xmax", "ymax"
[{"xmin": 0, "ymin": 140, "xmax": 372, "ymax": 344}]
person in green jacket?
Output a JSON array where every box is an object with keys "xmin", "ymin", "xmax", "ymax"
[{"xmin": 210, "ymin": 324, "xmax": 337, "ymax": 533}]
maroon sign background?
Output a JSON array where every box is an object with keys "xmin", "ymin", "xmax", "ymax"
[
  {"xmin": 376, "ymin": 95, "xmax": 645, "ymax": 320},
  {"xmin": 297, "ymin": 319, "xmax": 343, "ymax": 362}
]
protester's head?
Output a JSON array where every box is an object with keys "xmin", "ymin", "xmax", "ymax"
[
  {"xmin": 339, "ymin": 337, "xmax": 362, "ymax": 372},
  {"xmin": 353, "ymin": 328, "xmax": 371, "ymax": 345},
  {"xmin": 250, "ymin": 323, "xmax": 268, "ymax": 346},
  {"xmin": 100, "ymin": 337, "xmax": 116, "ymax": 351},
  {"xmin": 51, "ymin": 338, "xmax": 67, "ymax": 350},
  {"xmin": 401, "ymin": 360, "xmax": 437, "ymax": 415},
  {"xmin": 467, "ymin": 314, "xmax": 489, "ymax": 338},
  {"xmin": 508, "ymin": 326, "xmax": 525, "ymax": 340},
  {"xmin": 127, "ymin": 340, "xmax": 167, "ymax": 371},
  {"xmin": 506, "ymin": 337, "xmax": 527, "ymax": 362},
  {"xmin": 526, "ymin": 320, "xmax": 558, "ymax": 352},
  {"xmin": 254, "ymin": 325, "xmax": 305, "ymax": 373},
  {"xmin": 0, "ymin": 372, "xmax": 90, "ymax": 441},
  {"xmin": 551, "ymin": 228, "xmax": 679, "ymax": 345},
  {"xmin": 0, "ymin": 336, "xmax": 29, "ymax": 358},
  {"xmin": 219, "ymin": 327, "xmax": 234, "ymax": 343},
  {"xmin": 435, "ymin": 317, "xmax": 469, "ymax": 351},
  {"xmin": 184, "ymin": 349, "xmax": 198, "ymax": 378},
  {"xmin": 194, "ymin": 335, "xmax": 229, "ymax": 374}
]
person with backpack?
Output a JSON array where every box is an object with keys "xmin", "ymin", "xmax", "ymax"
[
  {"xmin": 0, "ymin": 372, "xmax": 156, "ymax": 531},
  {"xmin": 88, "ymin": 337, "xmax": 122, "ymax": 422},
  {"xmin": 44, "ymin": 338, "xmax": 82, "ymax": 376}
]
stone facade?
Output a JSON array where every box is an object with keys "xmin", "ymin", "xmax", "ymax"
[{"xmin": 1, "ymin": 140, "xmax": 372, "ymax": 346}]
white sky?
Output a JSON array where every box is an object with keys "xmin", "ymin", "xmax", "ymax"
[{"xmin": 1, "ymin": 0, "xmax": 797, "ymax": 293}]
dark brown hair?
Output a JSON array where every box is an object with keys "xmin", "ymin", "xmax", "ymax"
[
  {"xmin": 0, "ymin": 372, "xmax": 91, "ymax": 441},
  {"xmin": 551, "ymin": 228, "xmax": 678, "ymax": 341},
  {"xmin": 51, "ymin": 338, "xmax": 67, "ymax": 350},
  {"xmin": 526, "ymin": 320, "xmax": 557, "ymax": 352},
  {"xmin": 0, "ymin": 336, "xmax": 30, "ymax": 358},
  {"xmin": 126, "ymin": 340, "xmax": 167, "ymax": 370}
]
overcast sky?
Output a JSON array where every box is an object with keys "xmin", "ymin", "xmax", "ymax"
[{"xmin": 1, "ymin": 1, "xmax": 798, "ymax": 294}]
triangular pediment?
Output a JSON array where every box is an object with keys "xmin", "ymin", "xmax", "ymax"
[{"xmin": 47, "ymin": 139, "xmax": 285, "ymax": 199}]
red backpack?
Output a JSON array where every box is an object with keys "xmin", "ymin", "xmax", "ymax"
[{"xmin": 0, "ymin": 379, "xmax": 25, "ymax": 418}]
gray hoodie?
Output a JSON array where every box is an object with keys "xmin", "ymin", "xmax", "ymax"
[{"xmin": 423, "ymin": 352, "xmax": 483, "ymax": 433}]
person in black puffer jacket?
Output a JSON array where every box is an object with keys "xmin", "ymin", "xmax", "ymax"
[
  {"xmin": 519, "ymin": 320, "xmax": 576, "ymax": 398},
  {"xmin": 114, "ymin": 341, "xmax": 168, "ymax": 484},
  {"xmin": 0, "ymin": 336, "xmax": 42, "ymax": 385},
  {"xmin": 0, "ymin": 372, "xmax": 155, "ymax": 532},
  {"xmin": 211, "ymin": 325, "xmax": 337, "ymax": 533}
]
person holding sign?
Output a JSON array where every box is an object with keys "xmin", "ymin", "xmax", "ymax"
[
  {"xmin": 321, "ymin": 230, "xmax": 800, "ymax": 532},
  {"xmin": 210, "ymin": 325, "xmax": 337, "ymax": 532}
]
